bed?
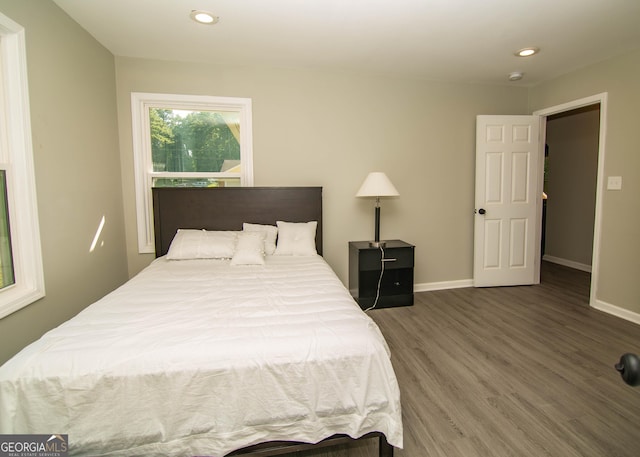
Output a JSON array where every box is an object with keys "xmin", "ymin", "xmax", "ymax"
[{"xmin": 0, "ymin": 187, "xmax": 402, "ymax": 456}]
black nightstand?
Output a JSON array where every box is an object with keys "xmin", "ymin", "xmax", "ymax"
[{"xmin": 348, "ymin": 240, "xmax": 414, "ymax": 309}]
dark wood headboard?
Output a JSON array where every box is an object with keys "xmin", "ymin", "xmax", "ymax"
[{"xmin": 152, "ymin": 187, "xmax": 323, "ymax": 257}]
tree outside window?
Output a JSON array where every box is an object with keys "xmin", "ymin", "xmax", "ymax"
[
  {"xmin": 0, "ymin": 170, "xmax": 14, "ymax": 289},
  {"xmin": 149, "ymin": 108, "xmax": 241, "ymax": 187}
]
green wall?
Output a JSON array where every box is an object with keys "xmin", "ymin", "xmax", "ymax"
[
  {"xmin": 115, "ymin": 57, "xmax": 529, "ymax": 286},
  {"xmin": 544, "ymin": 107, "xmax": 599, "ymax": 268},
  {"xmin": 0, "ymin": 0, "xmax": 128, "ymax": 364},
  {"xmin": 529, "ymin": 49, "xmax": 640, "ymax": 315}
]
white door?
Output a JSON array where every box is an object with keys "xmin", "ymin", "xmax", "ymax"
[{"xmin": 474, "ymin": 115, "xmax": 543, "ymax": 287}]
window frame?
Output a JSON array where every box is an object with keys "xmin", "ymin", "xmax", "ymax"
[
  {"xmin": 131, "ymin": 92, "xmax": 254, "ymax": 254},
  {"xmin": 0, "ymin": 13, "xmax": 46, "ymax": 319}
]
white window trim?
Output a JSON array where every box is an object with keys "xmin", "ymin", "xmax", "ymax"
[
  {"xmin": 0, "ymin": 13, "xmax": 45, "ymax": 319},
  {"xmin": 131, "ymin": 92, "xmax": 254, "ymax": 254}
]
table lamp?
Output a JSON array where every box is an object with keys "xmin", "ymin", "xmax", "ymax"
[{"xmin": 356, "ymin": 172, "xmax": 399, "ymax": 248}]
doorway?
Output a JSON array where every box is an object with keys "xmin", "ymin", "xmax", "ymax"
[{"xmin": 534, "ymin": 93, "xmax": 608, "ymax": 307}]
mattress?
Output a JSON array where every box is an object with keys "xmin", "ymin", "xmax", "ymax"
[{"xmin": 0, "ymin": 255, "xmax": 402, "ymax": 456}]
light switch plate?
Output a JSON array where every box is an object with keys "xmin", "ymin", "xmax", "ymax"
[{"xmin": 607, "ymin": 176, "xmax": 622, "ymax": 190}]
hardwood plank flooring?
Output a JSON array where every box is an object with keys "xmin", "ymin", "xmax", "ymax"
[{"xmin": 295, "ymin": 262, "xmax": 640, "ymax": 456}]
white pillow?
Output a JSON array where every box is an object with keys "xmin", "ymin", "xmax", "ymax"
[
  {"xmin": 166, "ymin": 229, "xmax": 238, "ymax": 260},
  {"xmin": 231, "ymin": 231, "xmax": 266, "ymax": 265},
  {"xmin": 274, "ymin": 221, "xmax": 317, "ymax": 256},
  {"xmin": 242, "ymin": 223, "xmax": 278, "ymax": 255}
]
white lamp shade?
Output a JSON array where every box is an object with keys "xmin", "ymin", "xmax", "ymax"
[{"xmin": 356, "ymin": 172, "xmax": 399, "ymax": 198}]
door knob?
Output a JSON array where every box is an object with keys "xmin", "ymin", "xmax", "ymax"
[{"xmin": 478, "ymin": 208, "xmax": 486, "ymax": 215}]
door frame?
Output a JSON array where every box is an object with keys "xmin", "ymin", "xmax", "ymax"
[{"xmin": 533, "ymin": 92, "xmax": 608, "ymax": 307}]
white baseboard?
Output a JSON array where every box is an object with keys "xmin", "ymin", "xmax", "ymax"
[
  {"xmin": 415, "ymin": 279, "xmax": 474, "ymax": 292},
  {"xmin": 543, "ymin": 255, "xmax": 592, "ymax": 273},
  {"xmin": 591, "ymin": 299, "xmax": 640, "ymax": 326}
]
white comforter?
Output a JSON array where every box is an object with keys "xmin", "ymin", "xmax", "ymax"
[{"xmin": 0, "ymin": 255, "xmax": 402, "ymax": 456}]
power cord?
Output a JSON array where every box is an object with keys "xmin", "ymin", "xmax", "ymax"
[{"xmin": 364, "ymin": 245, "xmax": 385, "ymax": 312}]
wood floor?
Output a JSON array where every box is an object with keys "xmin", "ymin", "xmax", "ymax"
[{"xmin": 297, "ymin": 262, "xmax": 640, "ymax": 457}]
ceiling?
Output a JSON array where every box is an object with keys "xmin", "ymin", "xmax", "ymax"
[{"xmin": 52, "ymin": 0, "xmax": 640, "ymax": 86}]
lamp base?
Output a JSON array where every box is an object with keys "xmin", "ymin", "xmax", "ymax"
[{"xmin": 368, "ymin": 240, "xmax": 387, "ymax": 248}]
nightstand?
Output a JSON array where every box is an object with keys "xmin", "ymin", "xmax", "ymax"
[{"xmin": 348, "ymin": 240, "xmax": 414, "ymax": 309}]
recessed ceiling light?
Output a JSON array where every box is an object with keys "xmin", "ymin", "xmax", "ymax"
[
  {"xmin": 190, "ymin": 10, "xmax": 219, "ymax": 25},
  {"xmin": 515, "ymin": 47, "xmax": 539, "ymax": 57}
]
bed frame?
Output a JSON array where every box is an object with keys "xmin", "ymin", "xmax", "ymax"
[
  {"xmin": 153, "ymin": 186, "xmax": 323, "ymax": 257},
  {"xmin": 228, "ymin": 433, "xmax": 393, "ymax": 457},
  {"xmin": 152, "ymin": 186, "xmax": 395, "ymax": 457}
]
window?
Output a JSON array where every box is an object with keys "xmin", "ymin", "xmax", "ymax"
[
  {"xmin": 0, "ymin": 13, "xmax": 46, "ymax": 318},
  {"xmin": 0, "ymin": 170, "xmax": 15, "ymax": 289},
  {"xmin": 131, "ymin": 93, "xmax": 253, "ymax": 253}
]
